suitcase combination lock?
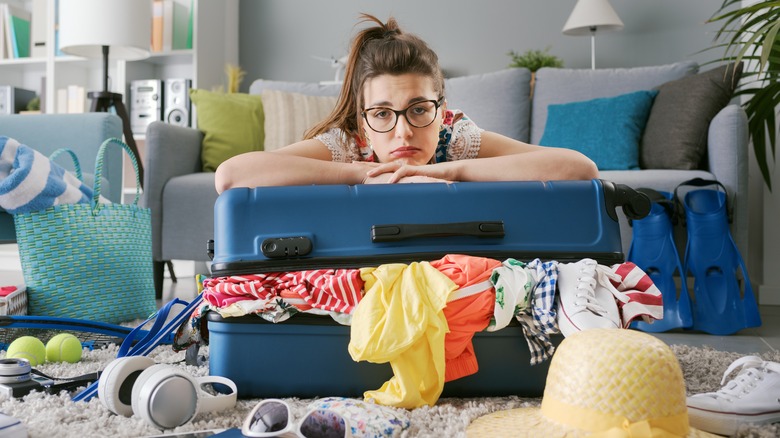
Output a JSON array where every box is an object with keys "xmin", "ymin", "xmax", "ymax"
[{"xmin": 261, "ymin": 237, "xmax": 313, "ymax": 258}]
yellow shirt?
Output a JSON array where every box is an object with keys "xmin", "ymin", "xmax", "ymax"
[{"xmin": 349, "ymin": 262, "xmax": 456, "ymax": 409}]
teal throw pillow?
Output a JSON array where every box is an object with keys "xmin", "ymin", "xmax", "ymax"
[{"xmin": 539, "ymin": 90, "xmax": 659, "ymax": 170}]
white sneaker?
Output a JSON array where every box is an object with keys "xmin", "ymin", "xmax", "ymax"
[
  {"xmin": 556, "ymin": 258, "xmax": 623, "ymax": 337},
  {"xmin": 687, "ymin": 356, "xmax": 780, "ymax": 436}
]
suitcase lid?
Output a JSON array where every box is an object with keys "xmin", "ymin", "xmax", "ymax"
[{"xmin": 209, "ymin": 179, "xmax": 647, "ymax": 276}]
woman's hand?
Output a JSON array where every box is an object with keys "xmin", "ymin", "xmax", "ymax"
[
  {"xmin": 363, "ymin": 172, "xmax": 449, "ymax": 184},
  {"xmin": 364, "ymin": 161, "xmax": 452, "ymax": 184}
]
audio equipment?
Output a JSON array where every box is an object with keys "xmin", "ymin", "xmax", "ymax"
[
  {"xmin": 164, "ymin": 78, "xmax": 192, "ymax": 127},
  {"xmin": 98, "ymin": 356, "xmax": 237, "ymax": 429},
  {"xmin": 130, "ymin": 79, "xmax": 163, "ymax": 135},
  {"xmin": 0, "ymin": 358, "xmax": 54, "ymax": 398},
  {"xmin": 0, "ymin": 86, "xmax": 36, "ymax": 115},
  {"xmin": 0, "ymin": 358, "xmax": 32, "ymax": 384}
]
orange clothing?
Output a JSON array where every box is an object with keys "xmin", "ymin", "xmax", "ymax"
[{"xmin": 431, "ymin": 254, "xmax": 500, "ymax": 382}]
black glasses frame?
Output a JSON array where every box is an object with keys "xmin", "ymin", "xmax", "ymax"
[{"xmin": 362, "ymin": 97, "xmax": 444, "ymax": 133}]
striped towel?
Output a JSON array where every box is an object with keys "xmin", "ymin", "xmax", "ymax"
[{"xmin": 0, "ymin": 136, "xmax": 93, "ymax": 214}]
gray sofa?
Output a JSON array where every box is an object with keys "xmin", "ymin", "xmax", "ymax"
[
  {"xmin": 0, "ymin": 113, "xmax": 124, "ymax": 243},
  {"xmin": 144, "ymin": 61, "xmax": 748, "ymax": 295}
]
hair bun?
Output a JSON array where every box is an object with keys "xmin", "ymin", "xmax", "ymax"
[{"xmin": 383, "ymin": 28, "xmax": 400, "ymax": 38}]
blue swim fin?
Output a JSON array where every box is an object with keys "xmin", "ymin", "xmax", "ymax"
[
  {"xmin": 628, "ymin": 189, "xmax": 693, "ymax": 332},
  {"xmin": 678, "ymin": 179, "xmax": 761, "ymax": 335}
]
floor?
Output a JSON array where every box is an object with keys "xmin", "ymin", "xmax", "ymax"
[{"xmin": 2, "ymin": 264, "xmax": 779, "ymax": 356}]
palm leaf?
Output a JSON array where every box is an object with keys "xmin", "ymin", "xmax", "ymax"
[{"xmin": 708, "ymin": 0, "xmax": 780, "ymax": 190}]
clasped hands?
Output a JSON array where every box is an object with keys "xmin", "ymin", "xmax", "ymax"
[{"xmin": 357, "ymin": 160, "xmax": 451, "ymax": 184}]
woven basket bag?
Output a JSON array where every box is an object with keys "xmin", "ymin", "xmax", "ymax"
[{"xmin": 14, "ymin": 138, "xmax": 156, "ymax": 324}]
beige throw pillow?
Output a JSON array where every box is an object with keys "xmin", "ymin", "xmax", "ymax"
[{"xmin": 261, "ymin": 89, "xmax": 338, "ymax": 151}]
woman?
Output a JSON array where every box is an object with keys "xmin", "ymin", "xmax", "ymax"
[{"xmin": 215, "ymin": 14, "xmax": 597, "ymax": 193}]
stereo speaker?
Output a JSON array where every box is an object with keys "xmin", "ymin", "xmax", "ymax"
[{"xmin": 164, "ymin": 78, "xmax": 192, "ymax": 127}]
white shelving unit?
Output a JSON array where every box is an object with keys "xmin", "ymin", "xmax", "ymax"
[
  {"xmin": 0, "ymin": 0, "xmax": 238, "ymax": 200},
  {"xmin": 0, "ymin": 0, "xmax": 238, "ymax": 116}
]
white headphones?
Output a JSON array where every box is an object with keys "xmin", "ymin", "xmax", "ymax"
[{"xmin": 97, "ymin": 356, "xmax": 237, "ymax": 429}]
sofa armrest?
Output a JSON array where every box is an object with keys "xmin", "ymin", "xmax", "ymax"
[
  {"xmin": 707, "ymin": 104, "xmax": 749, "ymax": 255},
  {"xmin": 143, "ymin": 121, "xmax": 205, "ymax": 261}
]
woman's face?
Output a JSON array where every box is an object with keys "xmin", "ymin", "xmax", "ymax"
[{"xmin": 361, "ymin": 73, "xmax": 445, "ymax": 165}]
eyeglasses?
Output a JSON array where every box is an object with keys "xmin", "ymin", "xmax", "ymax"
[
  {"xmin": 362, "ymin": 97, "xmax": 444, "ymax": 133},
  {"xmin": 241, "ymin": 399, "xmax": 352, "ymax": 438}
]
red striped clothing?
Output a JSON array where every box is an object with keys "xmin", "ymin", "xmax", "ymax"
[
  {"xmin": 609, "ymin": 262, "xmax": 664, "ymax": 327},
  {"xmin": 202, "ymin": 269, "xmax": 364, "ymax": 314}
]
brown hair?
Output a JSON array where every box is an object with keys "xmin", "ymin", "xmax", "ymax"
[{"xmin": 304, "ymin": 13, "xmax": 445, "ymax": 142}]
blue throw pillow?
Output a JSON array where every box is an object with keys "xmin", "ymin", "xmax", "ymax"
[{"xmin": 539, "ymin": 90, "xmax": 659, "ymax": 170}]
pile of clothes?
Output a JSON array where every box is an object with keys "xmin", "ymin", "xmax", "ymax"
[{"xmin": 175, "ymin": 254, "xmax": 663, "ymax": 409}]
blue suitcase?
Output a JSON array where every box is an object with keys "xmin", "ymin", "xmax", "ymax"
[{"xmin": 206, "ymin": 179, "xmax": 648, "ymax": 399}]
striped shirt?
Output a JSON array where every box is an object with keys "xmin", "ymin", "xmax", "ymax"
[{"xmin": 203, "ymin": 269, "xmax": 364, "ymax": 314}]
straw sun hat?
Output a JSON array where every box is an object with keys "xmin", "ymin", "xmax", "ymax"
[{"xmin": 467, "ymin": 328, "xmax": 719, "ymax": 437}]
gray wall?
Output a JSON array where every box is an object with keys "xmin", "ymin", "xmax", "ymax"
[
  {"xmin": 236, "ymin": 0, "xmax": 779, "ymax": 300},
  {"xmin": 238, "ymin": 0, "xmax": 724, "ymax": 87}
]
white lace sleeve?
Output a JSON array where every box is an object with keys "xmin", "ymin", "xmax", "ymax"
[
  {"xmin": 447, "ymin": 116, "xmax": 484, "ymax": 161},
  {"xmin": 314, "ymin": 128, "xmax": 362, "ymax": 163}
]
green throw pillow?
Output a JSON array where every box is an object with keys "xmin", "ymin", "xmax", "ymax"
[
  {"xmin": 539, "ymin": 90, "xmax": 658, "ymax": 171},
  {"xmin": 190, "ymin": 89, "xmax": 265, "ymax": 172}
]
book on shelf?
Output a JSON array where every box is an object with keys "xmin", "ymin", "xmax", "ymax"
[
  {"xmin": 66, "ymin": 84, "xmax": 85, "ymax": 113},
  {"xmin": 56, "ymin": 87, "xmax": 66, "ymax": 113},
  {"xmin": 151, "ymin": 0, "xmax": 163, "ymax": 52},
  {"xmin": 3, "ymin": 3, "xmax": 30, "ymax": 59},
  {"xmin": 161, "ymin": 0, "xmax": 172, "ymax": 51},
  {"xmin": 30, "ymin": 0, "xmax": 46, "ymax": 57},
  {"xmin": 186, "ymin": 0, "xmax": 193, "ymax": 49},
  {"xmin": 56, "ymin": 85, "xmax": 85, "ymax": 114},
  {"xmin": 171, "ymin": 0, "xmax": 189, "ymax": 50},
  {"xmin": 151, "ymin": 0, "xmax": 192, "ymax": 53},
  {"xmin": 0, "ymin": 5, "xmax": 6, "ymax": 59}
]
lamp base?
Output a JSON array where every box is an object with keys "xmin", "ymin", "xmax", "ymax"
[{"xmin": 88, "ymin": 91, "xmax": 144, "ymax": 189}]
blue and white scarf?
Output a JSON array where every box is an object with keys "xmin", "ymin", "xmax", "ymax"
[{"xmin": 0, "ymin": 136, "xmax": 92, "ymax": 214}]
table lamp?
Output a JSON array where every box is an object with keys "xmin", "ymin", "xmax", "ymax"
[
  {"xmin": 562, "ymin": 0, "xmax": 624, "ymax": 70},
  {"xmin": 58, "ymin": 0, "xmax": 152, "ymax": 187}
]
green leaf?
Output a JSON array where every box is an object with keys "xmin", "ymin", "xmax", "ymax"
[{"xmin": 709, "ymin": 0, "xmax": 780, "ymax": 190}]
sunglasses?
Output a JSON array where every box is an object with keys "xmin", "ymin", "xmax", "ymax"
[{"xmin": 241, "ymin": 399, "xmax": 352, "ymax": 438}]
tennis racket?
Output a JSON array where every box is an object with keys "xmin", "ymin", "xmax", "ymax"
[{"xmin": 0, "ymin": 315, "xmax": 175, "ymax": 350}]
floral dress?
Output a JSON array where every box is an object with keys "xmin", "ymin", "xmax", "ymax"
[{"xmin": 314, "ymin": 109, "xmax": 484, "ymax": 163}]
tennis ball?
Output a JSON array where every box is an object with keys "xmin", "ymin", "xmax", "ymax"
[
  {"xmin": 6, "ymin": 336, "xmax": 46, "ymax": 366},
  {"xmin": 46, "ymin": 333, "xmax": 82, "ymax": 363}
]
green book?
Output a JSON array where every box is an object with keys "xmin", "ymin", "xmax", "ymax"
[
  {"xmin": 171, "ymin": 0, "xmax": 189, "ymax": 50},
  {"xmin": 186, "ymin": 0, "xmax": 193, "ymax": 49},
  {"xmin": 11, "ymin": 15, "xmax": 30, "ymax": 58},
  {"xmin": 6, "ymin": 4, "xmax": 31, "ymax": 58}
]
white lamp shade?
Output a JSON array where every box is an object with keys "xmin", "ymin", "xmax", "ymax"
[
  {"xmin": 59, "ymin": 0, "xmax": 152, "ymax": 60},
  {"xmin": 562, "ymin": 0, "xmax": 624, "ymax": 35}
]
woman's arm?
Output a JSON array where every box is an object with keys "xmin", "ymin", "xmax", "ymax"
[
  {"xmin": 214, "ymin": 139, "xmax": 377, "ymax": 193},
  {"xmin": 367, "ymin": 131, "xmax": 599, "ymax": 183}
]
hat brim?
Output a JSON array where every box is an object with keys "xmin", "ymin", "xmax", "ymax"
[{"xmin": 466, "ymin": 407, "xmax": 722, "ymax": 438}]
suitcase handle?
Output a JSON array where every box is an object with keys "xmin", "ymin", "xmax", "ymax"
[
  {"xmin": 601, "ymin": 180, "xmax": 651, "ymax": 221},
  {"xmin": 371, "ymin": 221, "xmax": 505, "ymax": 242}
]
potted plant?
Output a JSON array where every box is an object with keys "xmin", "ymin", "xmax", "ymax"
[
  {"xmin": 708, "ymin": 0, "xmax": 780, "ymax": 191},
  {"xmin": 225, "ymin": 63, "xmax": 246, "ymax": 93},
  {"xmin": 507, "ymin": 47, "xmax": 563, "ymax": 98},
  {"xmin": 507, "ymin": 47, "xmax": 564, "ymax": 72},
  {"xmin": 19, "ymin": 96, "xmax": 41, "ymax": 115}
]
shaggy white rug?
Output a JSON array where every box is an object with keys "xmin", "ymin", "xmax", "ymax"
[{"xmin": 0, "ymin": 342, "xmax": 778, "ymax": 438}]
